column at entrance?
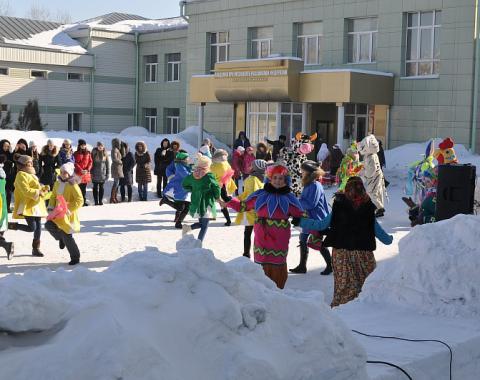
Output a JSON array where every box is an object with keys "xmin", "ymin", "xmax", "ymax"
[{"xmin": 336, "ymin": 102, "xmax": 345, "ymax": 151}]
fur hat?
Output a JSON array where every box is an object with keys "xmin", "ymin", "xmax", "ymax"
[
  {"xmin": 77, "ymin": 139, "xmax": 87, "ymax": 147},
  {"xmin": 60, "ymin": 162, "xmax": 75, "ymax": 176},
  {"xmin": 301, "ymin": 160, "xmax": 320, "ymax": 173},
  {"xmin": 212, "ymin": 149, "xmax": 228, "ymax": 162},
  {"xmin": 29, "ymin": 140, "xmax": 36, "ymax": 147},
  {"xmin": 253, "ymin": 159, "xmax": 267, "ymax": 172},
  {"xmin": 16, "ymin": 155, "xmax": 32, "ymax": 166},
  {"xmin": 236, "ymin": 146, "xmax": 245, "ymax": 153},
  {"xmin": 63, "ymin": 139, "xmax": 71, "ymax": 145}
]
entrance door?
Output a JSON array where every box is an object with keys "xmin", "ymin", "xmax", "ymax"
[{"xmin": 315, "ymin": 120, "xmax": 334, "ymax": 154}]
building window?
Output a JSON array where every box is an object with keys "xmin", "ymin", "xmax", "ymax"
[
  {"xmin": 165, "ymin": 108, "xmax": 180, "ymax": 134},
  {"xmin": 280, "ymin": 103, "xmax": 304, "ymax": 144},
  {"xmin": 250, "ymin": 26, "xmax": 273, "ymax": 59},
  {"xmin": 166, "ymin": 53, "xmax": 181, "ymax": 82},
  {"xmin": 67, "ymin": 72, "xmax": 83, "ymax": 81},
  {"xmin": 1, "ymin": 104, "xmax": 8, "ymax": 112},
  {"xmin": 347, "ymin": 18, "xmax": 378, "ymax": 63},
  {"xmin": 209, "ymin": 32, "xmax": 229, "ymax": 72},
  {"xmin": 297, "ymin": 22, "xmax": 323, "ymax": 65},
  {"xmin": 144, "ymin": 55, "xmax": 158, "ymax": 83},
  {"xmin": 144, "ymin": 108, "xmax": 157, "ymax": 133},
  {"xmin": 406, "ymin": 11, "xmax": 441, "ymax": 77},
  {"xmin": 344, "ymin": 104, "xmax": 368, "ymax": 142},
  {"xmin": 0, "ymin": 68, "xmax": 8, "ymax": 76},
  {"xmin": 247, "ymin": 102, "xmax": 277, "ymax": 147},
  {"xmin": 67, "ymin": 113, "xmax": 81, "ymax": 132},
  {"xmin": 31, "ymin": 70, "xmax": 47, "ymax": 79}
]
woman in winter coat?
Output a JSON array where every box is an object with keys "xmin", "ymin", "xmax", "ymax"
[
  {"xmin": 59, "ymin": 139, "xmax": 75, "ymax": 165},
  {"xmin": 242, "ymin": 146, "xmax": 256, "ymax": 179},
  {"xmin": 154, "ymin": 138, "xmax": 174, "ymax": 197},
  {"xmin": 135, "ymin": 141, "xmax": 152, "ymax": 201},
  {"xmin": 27, "ymin": 141, "xmax": 41, "ymax": 177},
  {"xmin": 297, "ymin": 176, "xmax": 393, "ymax": 307},
  {"xmin": 161, "ymin": 150, "xmax": 192, "ymax": 228},
  {"xmin": 9, "ymin": 155, "xmax": 49, "ymax": 257},
  {"xmin": 39, "ymin": 139, "xmax": 61, "ymax": 191},
  {"xmin": 120, "ymin": 142, "xmax": 135, "ymax": 202},
  {"xmin": 234, "ymin": 159, "xmax": 266, "ymax": 259},
  {"xmin": 233, "ymin": 131, "xmax": 251, "ymax": 149},
  {"xmin": 255, "ymin": 142, "xmax": 272, "ymax": 161},
  {"xmin": 329, "ymin": 144, "xmax": 344, "ymax": 178},
  {"xmin": 289, "ymin": 161, "xmax": 331, "ymax": 275},
  {"xmin": 225, "ymin": 164, "xmax": 304, "ymax": 289},
  {"xmin": 73, "ymin": 139, "xmax": 93, "ymax": 207},
  {"xmin": 0, "ymin": 155, "xmax": 13, "ymax": 259},
  {"xmin": 232, "ymin": 146, "xmax": 244, "ymax": 193},
  {"xmin": 45, "ymin": 162, "xmax": 84, "ymax": 265},
  {"xmin": 202, "ymin": 138, "xmax": 216, "ymax": 156},
  {"xmin": 91, "ymin": 142, "xmax": 110, "ymax": 206},
  {"xmin": 210, "ymin": 149, "xmax": 237, "ymax": 226},
  {"xmin": 0, "ymin": 139, "xmax": 15, "ymax": 211},
  {"xmin": 181, "ymin": 155, "xmax": 221, "ymax": 242},
  {"xmin": 110, "ymin": 138, "xmax": 123, "ymax": 203}
]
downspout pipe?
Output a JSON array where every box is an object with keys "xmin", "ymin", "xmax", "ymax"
[
  {"xmin": 134, "ymin": 32, "xmax": 139, "ymax": 126},
  {"xmin": 471, "ymin": 0, "xmax": 480, "ymax": 153},
  {"xmin": 88, "ymin": 27, "xmax": 96, "ymax": 133},
  {"xmin": 179, "ymin": 1, "xmax": 189, "ymax": 22}
]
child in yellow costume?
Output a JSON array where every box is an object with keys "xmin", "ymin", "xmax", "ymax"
[
  {"xmin": 211, "ymin": 149, "xmax": 237, "ymax": 226},
  {"xmin": 234, "ymin": 159, "xmax": 267, "ymax": 258},
  {"xmin": 45, "ymin": 162, "xmax": 84, "ymax": 265},
  {"xmin": 9, "ymin": 155, "xmax": 49, "ymax": 257}
]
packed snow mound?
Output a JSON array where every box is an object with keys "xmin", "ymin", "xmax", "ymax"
[
  {"xmin": 178, "ymin": 125, "xmax": 231, "ymax": 152},
  {"xmin": 0, "ymin": 243, "xmax": 368, "ymax": 380},
  {"xmin": 359, "ymin": 215, "xmax": 480, "ymax": 318}
]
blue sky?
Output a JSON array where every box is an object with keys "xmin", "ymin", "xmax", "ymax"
[{"xmin": 10, "ymin": 0, "xmax": 180, "ymax": 21}]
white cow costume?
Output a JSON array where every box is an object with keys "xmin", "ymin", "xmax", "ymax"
[{"xmin": 358, "ymin": 134, "xmax": 386, "ymax": 215}]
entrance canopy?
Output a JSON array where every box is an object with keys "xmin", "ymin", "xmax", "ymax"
[{"xmin": 190, "ymin": 58, "xmax": 394, "ymax": 105}]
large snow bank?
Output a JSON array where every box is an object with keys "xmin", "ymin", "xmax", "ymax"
[
  {"xmin": 0, "ymin": 240, "xmax": 368, "ymax": 380},
  {"xmin": 85, "ymin": 17, "xmax": 188, "ymax": 33},
  {"xmin": 359, "ymin": 215, "xmax": 480, "ymax": 318}
]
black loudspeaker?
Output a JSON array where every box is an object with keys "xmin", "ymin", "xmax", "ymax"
[{"xmin": 435, "ymin": 164, "xmax": 477, "ymax": 221}]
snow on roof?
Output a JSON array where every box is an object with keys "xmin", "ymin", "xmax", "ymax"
[
  {"xmin": 3, "ymin": 24, "xmax": 87, "ymax": 54},
  {"xmin": 83, "ymin": 17, "xmax": 188, "ymax": 34}
]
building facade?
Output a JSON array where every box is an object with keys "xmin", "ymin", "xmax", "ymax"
[{"xmin": 0, "ymin": 1, "xmax": 479, "ymax": 152}]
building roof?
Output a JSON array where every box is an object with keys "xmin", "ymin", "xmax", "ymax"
[
  {"xmin": 0, "ymin": 16, "xmax": 61, "ymax": 41},
  {"xmin": 78, "ymin": 12, "xmax": 148, "ymax": 25}
]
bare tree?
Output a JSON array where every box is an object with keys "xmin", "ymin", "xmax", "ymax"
[
  {"xmin": 0, "ymin": 1, "xmax": 12, "ymax": 16},
  {"xmin": 24, "ymin": 3, "xmax": 51, "ymax": 21},
  {"xmin": 54, "ymin": 9, "xmax": 72, "ymax": 24}
]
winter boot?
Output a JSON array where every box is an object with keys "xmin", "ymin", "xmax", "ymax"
[
  {"xmin": 110, "ymin": 186, "xmax": 118, "ymax": 204},
  {"xmin": 99, "ymin": 186, "xmax": 104, "ymax": 205},
  {"xmin": 32, "ymin": 239, "xmax": 44, "ymax": 257},
  {"xmin": 320, "ymin": 247, "xmax": 333, "ymax": 275},
  {"xmin": 175, "ymin": 206, "xmax": 189, "ymax": 229},
  {"xmin": 127, "ymin": 186, "xmax": 133, "ymax": 202},
  {"xmin": 221, "ymin": 208, "xmax": 231, "ymax": 226},
  {"xmin": 0, "ymin": 240, "xmax": 14, "ymax": 260},
  {"xmin": 289, "ymin": 242, "xmax": 309, "ymax": 274},
  {"xmin": 93, "ymin": 186, "xmax": 99, "ymax": 206},
  {"xmin": 59, "ymin": 239, "xmax": 66, "ymax": 250},
  {"xmin": 7, "ymin": 222, "xmax": 18, "ymax": 230}
]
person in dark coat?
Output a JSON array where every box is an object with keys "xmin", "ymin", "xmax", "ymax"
[
  {"xmin": 154, "ymin": 138, "xmax": 174, "ymax": 198},
  {"xmin": 12, "ymin": 139, "xmax": 29, "ymax": 185},
  {"xmin": 233, "ymin": 131, "xmax": 251, "ymax": 150},
  {"xmin": 73, "ymin": 139, "xmax": 93, "ymax": 207},
  {"xmin": 110, "ymin": 138, "xmax": 123, "ymax": 203},
  {"xmin": 329, "ymin": 144, "xmax": 344, "ymax": 177},
  {"xmin": 27, "ymin": 141, "xmax": 41, "ymax": 177},
  {"xmin": 91, "ymin": 142, "xmax": 110, "ymax": 206},
  {"xmin": 39, "ymin": 140, "xmax": 61, "ymax": 191},
  {"xmin": 0, "ymin": 139, "xmax": 15, "ymax": 211},
  {"xmin": 255, "ymin": 142, "xmax": 272, "ymax": 161},
  {"xmin": 266, "ymin": 135, "xmax": 286, "ymax": 162},
  {"xmin": 120, "ymin": 142, "xmax": 135, "ymax": 202},
  {"xmin": 378, "ymin": 140, "xmax": 386, "ymax": 169},
  {"xmin": 135, "ymin": 141, "xmax": 152, "ymax": 201}
]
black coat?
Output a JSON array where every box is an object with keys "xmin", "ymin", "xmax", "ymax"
[
  {"xmin": 120, "ymin": 152, "xmax": 135, "ymax": 186},
  {"xmin": 0, "ymin": 140, "xmax": 15, "ymax": 191},
  {"xmin": 154, "ymin": 144, "xmax": 174, "ymax": 175},
  {"xmin": 39, "ymin": 147, "xmax": 61, "ymax": 187},
  {"xmin": 233, "ymin": 138, "xmax": 251, "ymax": 150},
  {"xmin": 323, "ymin": 194, "xmax": 377, "ymax": 251}
]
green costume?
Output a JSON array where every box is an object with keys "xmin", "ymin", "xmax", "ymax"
[
  {"xmin": 0, "ymin": 178, "xmax": 7, "ymax": 231},
  {"xmin": 182, "ymin": 172, "xmax": 221, "ymax": 219}
]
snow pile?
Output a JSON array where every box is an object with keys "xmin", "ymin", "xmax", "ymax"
[
  {"xmin": 177, "ymin": 125, "xmax": 231, "ymax": 152},
  {"xmin": 88, "ymin": 17, "xmax": 188, "ymax": 33},
  {"xmin": 359, "ymin": 215, "xmax": 480, "ymax": 318},
  {"xmin": 3, "ymin": 25, "xmax": 87, "ymax": 54},
  {"xmin": 0, "ymin": 243, "xmax": 368, "ymax": 380}
]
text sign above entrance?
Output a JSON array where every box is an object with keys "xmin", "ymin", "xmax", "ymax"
[{"xmin": 214, "ymin": 69, "xmax": 288, "ymax": 79}]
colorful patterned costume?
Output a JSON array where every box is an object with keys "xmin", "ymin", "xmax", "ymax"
[{"xmin": 338, "ymin": 144, "xmax": 363, "ymax": 191}]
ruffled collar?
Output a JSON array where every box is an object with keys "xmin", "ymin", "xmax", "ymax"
[{"xmin": 247, "ymin": 183, "xmax": 302, "ymax": 218}]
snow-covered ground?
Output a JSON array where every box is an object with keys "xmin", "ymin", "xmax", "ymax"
[{"xmin": 0, "ymin": 130, "xmax": 479, "ymax": 379}]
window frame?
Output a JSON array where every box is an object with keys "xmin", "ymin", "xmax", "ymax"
[
  {"xmin": 347, "ymin": 18, "xmax": 378, "ymax": 64},
  {"xmin": 405, "ymin": 10, "xmax": 441, "ymax": 77},
  {"xmin": 209, "ymin": 31, "xmax": 230, "ymax": 72},
  {"xmin": 165, "ymin": 108, "xmax": 180, "ymax": 134},
  {"xmin": 30, "ymin": 70, "xmax": 47, "ymax": 79},
  {"xmin": 143, "ymin": 108, "xmax": 157, "ymax": 133},
  {"xmin": 297, "ymin": 33, "xmax": 322, "ymax": 65},
  {"xmin": 67, "ymin": 112, "xmax": 82, "ymax": 132},
  {"xmin": 250, "ymin": 27, "xmax": 273, "ymax": 59},
  {"xmin": 67, "ymin": 72, "xmax": 83, "ymax": 81},
  {"xmin": 0, "ymin": 68, "xmax": 9, "ymax": 76},
  {"xmin": 144, "ymin": 55, "xmax": 158, "ymax": 84},
  {"xmin": 166, "ymin": 53, "xmax": 181, "ymax": 82}
]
